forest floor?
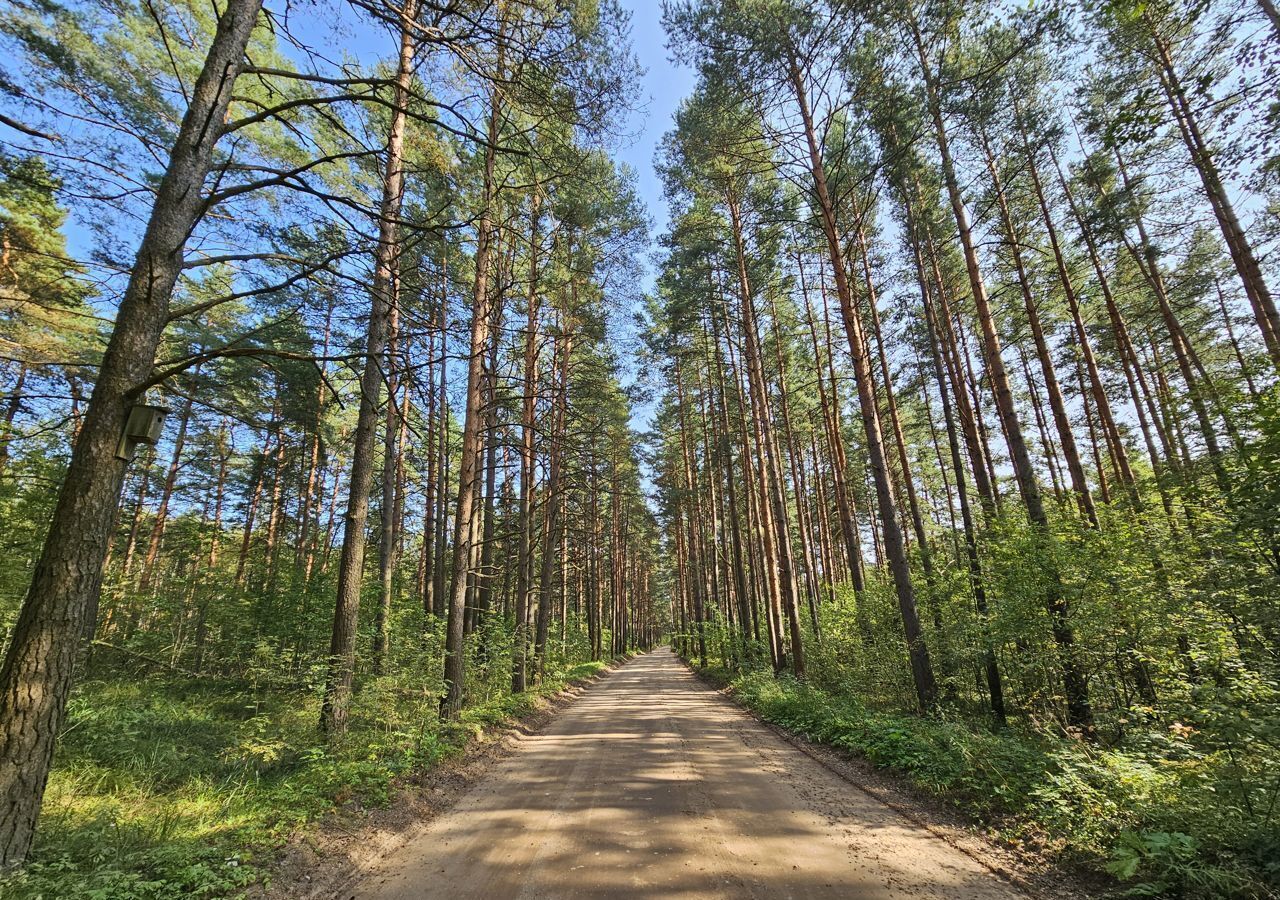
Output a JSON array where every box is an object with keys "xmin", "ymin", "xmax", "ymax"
[
  {"xmin": 0, "ymin": 654, "xmax": 623, "ymax": 900},
  {"xmin": 257, "ymin": 656, "xmax": 631, "ymax": 899},
  {"xmin": 328, "ymin": 648, "xmax": 1085, "ymax": 900}
]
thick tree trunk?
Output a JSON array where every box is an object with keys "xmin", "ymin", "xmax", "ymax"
[{"xmin": 0, "ymin": 0, "xmax": 264, "ymax": 864}]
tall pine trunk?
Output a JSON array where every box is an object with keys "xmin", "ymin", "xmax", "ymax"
[
  {"xmin": 787, "ymin": 52, "xmax": 934, "ymax": 707},
  {"xmin": 513, "ymin": 193, "xmax": 542, "ymax": 692},
  {"xmin": 441, "ymin": 39, "xmax": 503, "ymax": 716},
  {"xmin": 911, "ymin": 19, "xmax": 1090, "ymax": 728},
  {"xmin": 0, "ymin": 0, "xmax": 265, "ymax": 863},
  {"xmin": 320, "ymin": 0, "xmax": 416, "ymax": 734}
]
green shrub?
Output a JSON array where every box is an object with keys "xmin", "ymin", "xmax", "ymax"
[
  {"xmin": 715, "ymin": 665, "xmax": 1279, "ymax": 899},
  {"xmin": 0, "ymin": 655, "xmax": 612, "ymax": 900}
]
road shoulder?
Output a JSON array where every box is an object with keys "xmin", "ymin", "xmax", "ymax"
[
  {"xmin": 682, "ymin": 658, "xmax": 1107, "ymax": 900},
  {"xmin": 254, "ymin": 658, "xmax": 629, "ymax": 900}
]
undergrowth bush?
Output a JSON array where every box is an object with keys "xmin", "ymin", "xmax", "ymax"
[
  {"xmin": 0, "ymin": 656, "xmax": 611, "ymax": 900},
  {"xmin": 712, "ymin": 666, "xmax": 1280, "ymax": 899}
]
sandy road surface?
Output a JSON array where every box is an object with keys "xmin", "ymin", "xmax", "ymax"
[{"xmin": 358, "ymin": 649, "xmax": 1026, "ymax": 900}]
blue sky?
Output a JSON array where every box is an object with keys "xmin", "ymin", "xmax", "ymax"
[
  {"xmin": 614, "ymin": 0, "xmax": 697, "ymax": 289},
  {"xmin": 609, "ymin": 1, "xmax": 696, "ymax": 446},
  {"xmin": 39, "ymin": 0, "xmax": 691, "ymax": 448}
]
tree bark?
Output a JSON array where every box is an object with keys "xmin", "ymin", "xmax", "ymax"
[
  {"xmin": 907, "ymin": 203, "xmax": 1007, "ymax": 725},
  {"xmin": 787, "ymin": 52, "xmax": 932, "ymax": 705},
  {"xmin": 859, "ymin": 226, "xmax": 934, "ymax": 582},
  {"xmin": 441, "ymin": 41, "xmax": 503, "ymax": 716},
  {"xmin": 137, "ymin": 394, "xmax": 193, "ymax": 593},
  {"xmin": 911, "ymin": 18, "xmax": 1090, "ymax": 728},
  {"xmin": 513, "ymin": 193, "xmax": 542, "ymax": 692},
  {"xmin": 978, "ymin": 130, "xmax": 1097, "ymax": 527},
  {"xmin": 1148, "ymin": 18, "xmax": 1280, "ymax": 368},
  {"xmin": 1012, "ymin": 104, "xmax": 1135, "ymax": 497},
  {"xmin": 724, "ymin": 194, "xmax": 804, "ymax": 676},
  {"xmin": 0, "ymin": 0, "xmax": 264, "ymax": 864},
  {"xmin": 320, "ymin": 0, "xmax": 416, "ymax": 734},
  {"xmin": 372, "ymin": 298, "xmax": 403, "ymax": 676},
  {"xmin": 0, "ymin": 363, "xmax": 27, "ymax": 480},
  {"xmin": 300, "ymin": 300, "xmax": 334, "ymax": 585},
  {"xmin": 534, "ymin": 318, "xmax": 572, "ymax": 676}
]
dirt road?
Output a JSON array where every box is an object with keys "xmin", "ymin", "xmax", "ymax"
[{"xmin": 358, "ymin": 649, "xmax": 1027, "ymax": 899}]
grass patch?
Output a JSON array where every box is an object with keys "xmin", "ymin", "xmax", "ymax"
[
  {"xmin": 706, "ymin": 665, "xmax": 1280, "ymax": 899},
  {"xmin": 0, "ymin": 658, "xmax": 613, "ymax": 900}
]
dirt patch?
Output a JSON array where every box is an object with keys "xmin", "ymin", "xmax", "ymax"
[{"xmin": 253, "ymin": 660, "xmax": 627, "ymax": 900}]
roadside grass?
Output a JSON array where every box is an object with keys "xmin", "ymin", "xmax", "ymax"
[
  {"xmin": 0, "ymin": 657, "xmax": 612, "ymax": 900},
  {"xmin": 702, "ymin": 665, "xmax": 1280, "ymax": 900}
]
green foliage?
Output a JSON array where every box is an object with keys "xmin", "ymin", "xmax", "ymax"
[
  {"xmin": 0, "ymin": 656, "xmax": 611, "ymax": 899},
  {"xmin": 711, "ymin": 665, "xmax": 1279, "ymax": 898}
]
